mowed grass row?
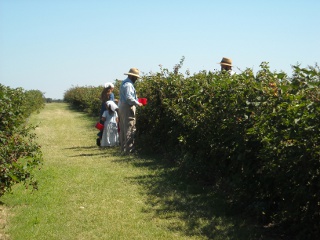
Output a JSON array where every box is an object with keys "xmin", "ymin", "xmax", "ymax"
[{"xmin": 1, "ymin": 103, "xmax": 267, "ymax": 240}]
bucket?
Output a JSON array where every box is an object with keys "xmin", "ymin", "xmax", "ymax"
[
  {"xmin": 95, "ymin": 122, "xmax": 104, "ymax": 131},
  {"xmin": 138, "ymin": 98, "xmax": 147, "ymax": 106}
]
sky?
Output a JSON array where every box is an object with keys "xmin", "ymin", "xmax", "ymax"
[{"xmin": 0, "ymin": 0, "xmax": 319, "ymax": 99}]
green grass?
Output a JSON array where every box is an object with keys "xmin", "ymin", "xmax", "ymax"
[{"xmin": 0, "ymin": 103, "xmax": 273, "ymax": 239}]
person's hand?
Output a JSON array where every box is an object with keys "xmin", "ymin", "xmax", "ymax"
[{"xmin": 138, "ymin": 102, "xmax": 143, "ymax": 107}]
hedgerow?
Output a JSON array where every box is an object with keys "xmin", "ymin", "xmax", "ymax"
[
  {"xmin": 135, "ymin": 62, "xmax": 320, "ymax": 238},
  {"xmin": 64, "ymin": 85, "xmax": 103, "ymax": 116},
  {"xmin": 24, "ymin": 89, "xmax": 46, "ymax": 114},
  {"xmin": 64, "ymin": 82, "xmax": 122, "ymax": 116},
  {"xmin": 0, "ymin": 85, "xmax": 44, "ymax": 196},
  {"xmin": 63, "ymin": 62, "xmax": 320, "ymax": 237}
]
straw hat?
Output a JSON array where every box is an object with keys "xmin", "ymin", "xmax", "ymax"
[
  {"xmin": 218, "ymin": 57, "xmax": 233, "ymax": 66},
  {"xmin": 124, "ymin": 68, "xmax": 140, "ymax": 78}
]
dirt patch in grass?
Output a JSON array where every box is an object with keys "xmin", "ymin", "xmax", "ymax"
[{"xmin": 0, "ymin": 204, "xmax": 9, "ymax": 240}]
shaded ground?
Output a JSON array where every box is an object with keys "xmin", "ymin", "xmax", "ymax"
[{"xmin": 113, "ymin": 155, "xmax": 283, "ymax": 240}]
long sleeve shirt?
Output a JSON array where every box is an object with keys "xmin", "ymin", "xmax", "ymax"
[{"xmin": 119, "ymin": 77, "xmax": 139, "ymax": 106}]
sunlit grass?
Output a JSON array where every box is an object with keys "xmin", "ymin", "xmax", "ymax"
[{"xmin": 0, "ymin": 103, "xmax": 269, "ymax": 239}]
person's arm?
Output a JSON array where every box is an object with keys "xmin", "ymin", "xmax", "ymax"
[
  {"xmin": 124, "ymin": 83, "xmax": 140, "ymax": 106},
  {"xmin": 110, "ymin": 93, "xmax": 115, "ymax": 101},
  {"xmin": 101, "ymin": 111, "xmax": 107, "ymax": 122}
]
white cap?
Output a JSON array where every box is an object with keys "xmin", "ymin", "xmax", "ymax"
[
  {"xmin": 106, "ymin": 100, "xmax": 118, "ymax": 112},
  {"xmin": 104, "ymin": 82, "xmax": 114, "ymax": 88}
]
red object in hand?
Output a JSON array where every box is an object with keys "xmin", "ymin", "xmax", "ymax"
[
  {"xmin": 138, "ymin": 98, "xmax": 147, "ymax": 106},
  {"xmin": 95, "ymin": 122, "xmax": 104, "ymax": 131}
]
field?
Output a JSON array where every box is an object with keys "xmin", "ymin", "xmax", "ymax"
[{"xmin": 0, "ymin": 103, "xmax": 272, "ymax": 240}]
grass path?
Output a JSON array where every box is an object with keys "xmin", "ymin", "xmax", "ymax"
[{"xmin": 0, "ymin": 103, "xmax": 269, "ymax": 240}]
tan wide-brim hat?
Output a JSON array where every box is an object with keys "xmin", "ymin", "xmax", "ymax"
[
  {"xmin": 218, "ymin": 57, "xmax": 232, "ymax": 66},
  {"xmin": 124, "ymin": 68, "xmax": 141, "ymax": 78}
]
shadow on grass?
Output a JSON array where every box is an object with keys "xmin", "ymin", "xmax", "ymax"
[
  {"xmin": 113, "ymin": 155, "xmax": 279, "ymax": 240},
  {"xmin": 64, "ymin": 146, "xmax": 98, "ymax": 150},
  {"xmin": 65, "ymin": 145, "xmax": 123, "ymax": 158},
  {"xmin": 63, "ymin": 105, "xmax": 279, "ymax": 238}
]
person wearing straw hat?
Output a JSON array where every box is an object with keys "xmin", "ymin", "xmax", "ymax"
[
  {"xmin": 118, "ymin": 68, "xmax": 143, "ymax": 154},
  {"xmin": 218, "ymin": 57, "xmax": 235, "ymax": 75}
]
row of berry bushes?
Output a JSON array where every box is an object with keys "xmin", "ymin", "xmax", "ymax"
[
  {"xmin": 134, "ymin": 63, "xmax": 320, "ymax": 238},
  {"xmin": 64, "ymin": 85, "xmax": 104, "ymax": 116},
  {"xmin": 63, "ymin": 83, "xmax": 121, "ymax": 116},
  {"xmin": 62, "ymin": 63, "xmax": 320, "ymax": 238},
  {"xmin": 0, "ymin": 85, "xmax": 45, "ymax": 197}
]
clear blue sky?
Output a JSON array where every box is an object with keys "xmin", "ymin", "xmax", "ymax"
[{"xmin": 1, "ymin": 0, "xmax": 319, "ymax": 99}]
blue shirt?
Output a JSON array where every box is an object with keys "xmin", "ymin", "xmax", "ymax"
[
  {"xmin": 119, "ymin": 77, "xmax": 139, "ymax": 106},
  {"xmin": 109, "ymin": 92, "xmax": 115, "ymax": 101}
]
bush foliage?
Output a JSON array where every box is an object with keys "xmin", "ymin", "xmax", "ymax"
[
  {"xmin": 135, "ymin": 62, "xmax": 320, "ymax": 238},
  {"xmin": 63, "ymin": 83, "xmax": 121, "ymax": 116},
  {"xmin": 64, "ymin": 85, "xmax": 104, "ymax": 116},
  {"xmin": 0, "ymin": 85, "xmax": 45, "ymax": 196},
  {"xmin": 63, "ymin": 62, "xmax": 320, "ymax": 237}
]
